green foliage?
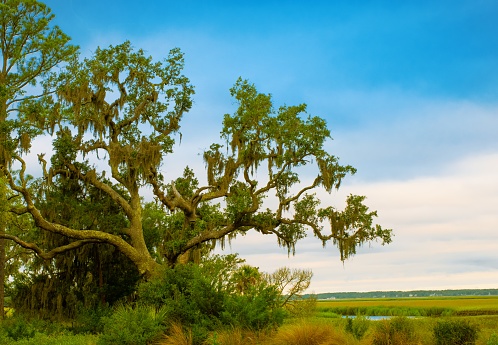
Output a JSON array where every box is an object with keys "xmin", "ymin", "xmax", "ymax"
[
  {"xmin": 5, "ymin": 332, "xmax": 98, "ymax": 345},
  {"xmin": 9, "ymin": 165, "xmax": 141, "ymax": 319},
  {"xmin": 1, "ymin": 315, "xmax": 36, "ymax": 340},
  {"xmin": 138, "ymin": 256, "xmax": 286, "ymax": 343},
  {"xmin": 488, "ymin": 332, "xmax": 498, "ymax": 345},
  {"xmin": 138, "ymin": 264, "xmax": 224, "ymax": 330},
  {"xmin": 198, "ymin": 254, "xmax": 245, "ymax": 293},
  {"xmin": 10, "ymin": 242, "xmax": 141, "ymax": 319},
  {"xmin": 371, "ymin": 316, "xmax": 416, "ymax": 345},
  {"xmin": 0, "ymin": 0, "xmax": 78, "ymax": 161},
  {"xmin": 344, "ymin": 315, "xmax": 370, "ymax": 340},
  {"xmin": 56, "ymin": 40, "xmax": 194, "ymax": 183},
  {"xmin": 98, "ymin": 304, "xmax": 167, "ymax": 345},
  {"xmin": 433, "ymin": 319, "xmax": 479, "ymax": 345},
  {"xmin": 0, "ymin": 315, "xmax": 73, "ymax": 343},
  {"xmin": 72, "ymin": 304, "xmax": 112, "ymax": 334},
  {"xmin": 220, "ymin": 283, "xmax": 285, "ymax": 330}
]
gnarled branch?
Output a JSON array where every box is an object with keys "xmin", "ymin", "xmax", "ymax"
[{"xmin": 0, "ymin": 234, "xmax": 102, "ymax": 260}]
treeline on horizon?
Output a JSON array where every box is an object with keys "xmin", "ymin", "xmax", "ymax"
[{"xmin": 310, "ymin": 288, "xmax": 498, "ymax": 299}]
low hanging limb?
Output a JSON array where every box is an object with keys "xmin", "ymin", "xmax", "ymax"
[{"xmin": 0, "ymin": 234, "xmax": 103, "ymax": 260}]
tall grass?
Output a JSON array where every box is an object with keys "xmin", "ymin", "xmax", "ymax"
[
  {"xmin": 202, "ymin": 327, "xmax": 269, "ymax": 345},
  {"xmin": 270, "ymin": 320, "xmax": 357, "ymax": 345},
  {"xmin": 157, "ymin": 323, "xmax": 192, "ymax": 345}
]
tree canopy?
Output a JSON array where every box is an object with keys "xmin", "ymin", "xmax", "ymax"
[
  {"xmin": 0, "ymin": 1, "xmax": 392, "ymax": 284},
  {"xmin": 0, "ymin": 0, "xmax": 78, "ymax": 319}
]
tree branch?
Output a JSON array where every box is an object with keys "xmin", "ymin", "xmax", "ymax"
[
  {"xmin": 64, "ymin": 163, "xmax": 134, "ymax": 219},
  {"xmin": 0, "ymin": 234, "xmax": 102, "ymax": 260}
]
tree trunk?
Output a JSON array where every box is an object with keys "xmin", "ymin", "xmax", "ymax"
[
  {"xmin": 0, "ymin": 235, "xmax": 5, "ymax": 320},
  {"xmin": 96, "ymin": 248, "xmax": 106, "ymax": 305}
]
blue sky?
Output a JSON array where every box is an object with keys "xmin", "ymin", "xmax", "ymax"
[{"xmin": 40, "ymin": 0, "xmax": 498, "ymax": 293}]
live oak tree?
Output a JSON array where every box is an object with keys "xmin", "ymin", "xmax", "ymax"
[
  {"xmin": 0, "ymin": 0, "xmax": 77, "ymax": 319},
  {"xmin": 0, "ymin": 5, "xmax": 392, "ymax": 285}
]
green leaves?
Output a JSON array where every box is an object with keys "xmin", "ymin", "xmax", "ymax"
[
  {"xmin": 1, "ymin": 0, "xmax": 77, "ymax": 166},
  {"xmin": 54, "ymin": 41, "xmax": 194, "ymax": 185},
  {"xmin": 317, "ymin": 194, "xmax": 393, "ymax": 260},
  {"xmin": 200, "ymin": 78, "xmax": 391, "ymax": 260}
]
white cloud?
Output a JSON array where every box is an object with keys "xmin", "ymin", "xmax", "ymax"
[{"xmin": 313, "ymin": 90, "xmax": 498, "ymax": 181}]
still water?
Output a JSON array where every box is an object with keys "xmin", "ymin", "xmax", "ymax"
[{"xmin": 343, "ymin": 316, "xmax": 393, "ymax": 321}]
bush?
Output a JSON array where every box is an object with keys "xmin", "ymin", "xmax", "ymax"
[
  {"xmin": 138, "ymin": 260, "xmax": 286, "ymax": 342},
  {"xmin": 0, "ymin": 316, "xmax": 97, "ymax": 345},
  {"xmin": 344, "ymin": 315, "xmax": 370, "ymax": 340},
  {"xmin": 220, "ymin": 283, "xmax": 285, "ymax": 330},
  {"xmin": 371, "ymin": 316, "xmax": 416, "ymax": 345},
  {"xmin": 73, "ymin": 304, "xmax": 112, "ymax": 334},
  {"xmin": 138, "ymin": 264, "xmax": 225, "ymax": 342},
  {"xmin": 433, "ymin": 319, "xmax": 479, "ymax": 345},
  {"xmin": 1, "ymin": 315, "xmax": 37, "ymax": 341},
  {"xmin": 97, "ymin": 304, "xmax": 167, "ymax": 345}
]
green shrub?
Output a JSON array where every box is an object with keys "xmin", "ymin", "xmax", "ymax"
[
  {"xmin": 73, "ymin": 304, "xmax": 112, "ymax": 334},
  {"xmin": 371, "ymin": 316, "xmax": 416, "ymax": 345},
  {"xmin": 0, "ymin": 330, "xmax": 10, "ymax": 344},
  {"xmin": 138, "ymin": 260, "xmax": 285, "ymax": 342},
  {"xmin": 138, "ymin": 263, "xmax": 224, "ymax": 342},
  {"xmin": 1, "ymin": 315, "xmax": 36, "ymax": 341},
  {"xmin": 97, "ymin": 304, "xmax": 167, "ymax": 345},
  {"xmin": 344, "ymin": 315, "xmax": 370, "ymax": 340},
  {"xmin": 488, "ymin": 332, "xmax": 498, "ymax": 345},
  {"xmin": 221, "ymin": 283, "xmax": 285, "ymax": 330},
  {"xmin": 433, "ymin": 319, "xmax": 479, "ymax": 345}
]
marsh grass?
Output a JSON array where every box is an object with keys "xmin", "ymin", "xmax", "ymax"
[
  {"xmin": 157, "ymin": 323, "xmax": 192, "ymax": 345},
  {"xmin": 318, "ymin": 305, "xmax": 452, "ymax": 317},
  {"xmin": 270, "ymin": 320, "xmax": 357, "ymax": 345},
  {"xmin": 318, "ymin": 296, "xmax": 498, "ymax": 318},
  {"xmin": 5, "ymin": 297, "xmax": 498, "ymax": 345},
  {"xmin": 202, "ymin": 327, "xmax": 270, "ymax": 345}
]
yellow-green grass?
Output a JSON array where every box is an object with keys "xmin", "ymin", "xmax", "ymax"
[
  {"xmin": 198, "ymin": 316, "xmax": 498, "ymax": 345},
  {"xmin": 317, "ymin": 296, "xmax": 498, "ymax": 316}
]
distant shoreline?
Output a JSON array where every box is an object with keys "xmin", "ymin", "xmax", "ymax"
[{"xmin": 307, "ymin": 288, "xmax": 498, "ymax": 300}]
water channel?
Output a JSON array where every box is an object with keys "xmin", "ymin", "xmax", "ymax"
[{"xmin": 342, "ymin": 315, "xmax": 414, "ymax": 321}]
